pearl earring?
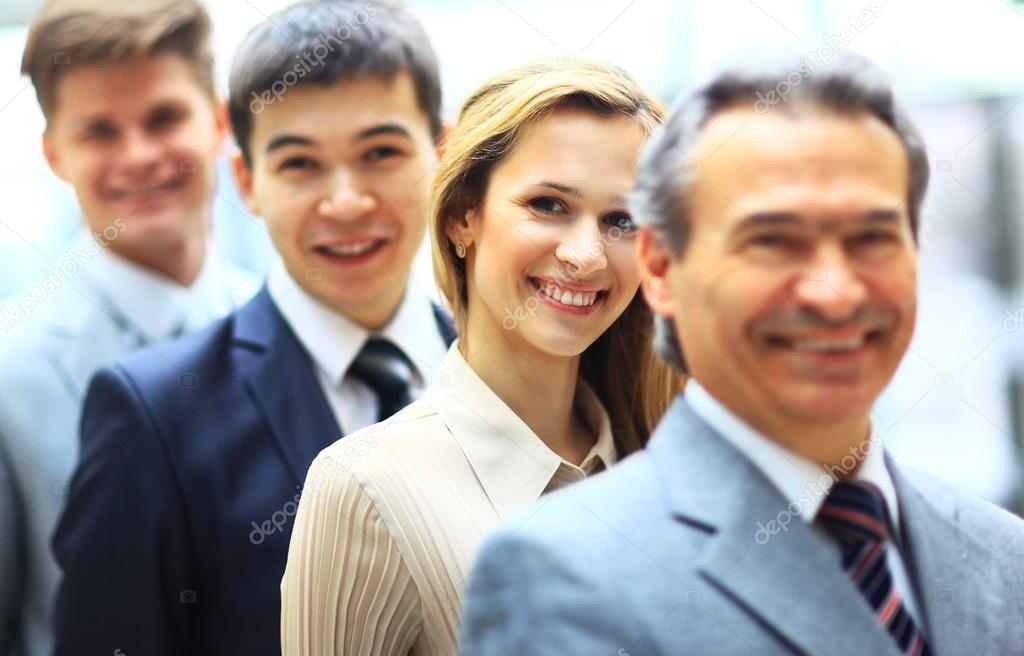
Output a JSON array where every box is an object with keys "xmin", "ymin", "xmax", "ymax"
[{"xmin": 455, "ymin": 241, "xmax": 467, "ymax": 258}]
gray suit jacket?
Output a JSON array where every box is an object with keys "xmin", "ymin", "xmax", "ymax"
[
  {"xmin": 0, "ymin": 265, "xmax": 256, "ymax": 656},
  {"xmin": 461, "ymin": 397, "xmax": 1024, "ymax": 656}
]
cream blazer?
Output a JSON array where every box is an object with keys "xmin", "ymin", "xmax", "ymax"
[{"xmin": 280, "ymin": 341, "xmax": 616, "ymax": 655}]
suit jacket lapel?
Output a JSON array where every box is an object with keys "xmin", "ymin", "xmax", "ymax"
[
  {"xmin": 888, "ymin": 458, "xmax": 1005, "ymax": 654},
  {"xmin": 45, "ymin": 278, "xmax": 143, "ymax": 402},
  {"xmin": 234, "ymin": 286, "xmax": 341, "ymax": 487},
  {"xmin": 648, "ymin": 399, "xmax": 902, "ymax": 656},
  {"xmin": 431, "ymin": 303, "xmax": 457, "ymax": 346}
]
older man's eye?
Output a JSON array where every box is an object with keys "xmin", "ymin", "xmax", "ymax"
[{"xmin": 751, "ymin": 234, "xmax": 795, "ymax": 248}]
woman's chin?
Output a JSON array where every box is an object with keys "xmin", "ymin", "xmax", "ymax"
[{"xmin": 515, "ymin": 325, "xmax": 596, "ymax": 359}]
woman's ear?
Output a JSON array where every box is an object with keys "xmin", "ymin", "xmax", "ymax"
[
  {"xmin": 445, "ymin": 208, "xmax": 477, "ymax": 252},
  {"xmin": 637, "ymin": 227, "xmax": 676, "ymax": 319}
]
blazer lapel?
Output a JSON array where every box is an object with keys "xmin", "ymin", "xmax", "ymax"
[
  {"xmin": 234, "ymin": 286, "xmax": 341, "ymax": 487},
  {"xmin": 431, "ymin": 302, "xmax": 457, "ymax": 346},
  {"xmin": 648, "ymin": 399, "xmax": 902, "ymax": 656},
  {"xmin": 888, "ymin": 459, "xmax": 1007, "ymax": 655},
  {"xmin": 45, "ymin": 279, "xmax": 144, "ymax": 402}
]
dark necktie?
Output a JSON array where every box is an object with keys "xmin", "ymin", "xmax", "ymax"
[
  {"xmin": 818, "ymin": 481, "xmax": 931, "ymax": 656},
  {"xmin": 348, "ymin": 337, "xmax": 415, "ymax": 422}
]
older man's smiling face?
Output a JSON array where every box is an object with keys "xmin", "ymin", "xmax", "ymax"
[{"xmin": 660, "ymin": 106, "xmax": 917, "ymax": 433}]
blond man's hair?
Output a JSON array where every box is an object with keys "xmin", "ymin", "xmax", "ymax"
[
  {"xmin": 21, "ymin": 0, "xmax": 215, "ymax": 119},
  {"xmin": 431, "ymin": 56, "xmax": 683, "ymax": 455}
]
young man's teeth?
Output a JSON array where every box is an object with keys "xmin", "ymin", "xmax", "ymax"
[
  {"xmin": 118, "ymin": 180, "xmax": 177, "ymax": 197},
  {"xmin": 791, "ymin": 336, "xmax": 865, "ymax": 352},
  {"xmin": 324, "ymin": 241, "xmax": 377, "ymax": 257},
  {"xmin": 539, "ymin": 282, "xmax": 598, "ymax": 307}
]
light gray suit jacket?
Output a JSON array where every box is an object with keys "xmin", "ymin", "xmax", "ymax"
[
  {"xmin": 461, "ymin": 397, "xmax": 1024, "ymax": 656},
  {"xmin": 0, "ymin": 265, "xmax": 256, "ymax": 656}
]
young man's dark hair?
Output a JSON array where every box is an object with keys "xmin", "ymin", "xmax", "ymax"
[
  {"xmin": 228, "ymin": 0, "xmax": 443, "ymax": 166},
  {"xmin": 49, "ymin": 1, "xmax": 455, "ymax": 654}
]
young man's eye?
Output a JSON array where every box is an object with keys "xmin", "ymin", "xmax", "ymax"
[
  {"xmin": 148, "ymin": 109, "xmax": 186, "ymax": 132},
  {"xmin": 365, "ymin": 145, "xmax": 403, "ymax": 162},
  {"xmin": 279, "ymin": 156, "xmax": 318, "ymax": 171},
  {"xmin": 82, "ymin": 124, "xmax": 117, "ymax": 141},
  {"xmin": 528, "ymin": 197, "xmax": 568, "ymax": 214},
  {"xmin": 851, "ymin": 230, "xmax": 896, "ymax": 247}
]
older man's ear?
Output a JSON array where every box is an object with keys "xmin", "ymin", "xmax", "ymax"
[{"xmin": 637, "ymin": 226, "xmax": 676, "ymax": 319}]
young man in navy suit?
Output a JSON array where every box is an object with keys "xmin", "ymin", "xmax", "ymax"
[{"xmin": 52, "ymin": 2, "xmax": 454, "ymax": 654}]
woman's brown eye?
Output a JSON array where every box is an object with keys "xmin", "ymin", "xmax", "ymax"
[{"xmin": 529, "ymin": 197, "xmax": 567, "ymax": 214}]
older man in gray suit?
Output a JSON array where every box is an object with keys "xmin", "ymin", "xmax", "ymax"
[{"xmin": 460, "ymin": 54, "xmax": 1024, "ymax": 656}]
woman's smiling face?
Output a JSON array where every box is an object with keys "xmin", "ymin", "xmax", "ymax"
[{"xmin": 454, "ymin": 107, "xmax": 647, "ymax": 357}]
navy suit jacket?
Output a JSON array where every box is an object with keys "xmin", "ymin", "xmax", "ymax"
[{"xmin": 53, "ymin": 286, "xmax": 455, "ymax": 655}]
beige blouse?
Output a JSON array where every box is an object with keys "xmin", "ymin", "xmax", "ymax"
[{"xmin": 280, "ymin": 341, "xmax": 616, "ymax": 655}]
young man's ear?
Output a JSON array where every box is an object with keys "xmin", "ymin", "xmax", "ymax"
[
  {"xmin": 434, "ymin": 120, "xmax": 453, "ymax": 161},
  {"xmin": 42, "ymin": 130, "xmax": 67, "ymax": 182},
  {"xmin": 638, "ymin": 226, "xmax": 676, "ymax": 319},
  {"xmin": 211, "ymin": 98, "xmax": 231, "ymax": 156},
  {"xmin": 231, "ymin": 151, "xmax": 261, "ymax": 217}
]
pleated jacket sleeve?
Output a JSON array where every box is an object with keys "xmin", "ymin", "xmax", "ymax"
[{"xmin": 281, "ymin": 451, "xmax": 422, "ymax": 656}]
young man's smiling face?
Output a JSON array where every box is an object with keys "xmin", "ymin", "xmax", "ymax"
[
  {"xmin": 234, "ymin": 72, "xmax": 438, "ymax": 328},
  {"xmin": 643, "ymin": 106, "xmax": 918, "ymax": 436},
  {"xmin": 42, "ymin": 53, "xmax": 226, "ymax": 255}
]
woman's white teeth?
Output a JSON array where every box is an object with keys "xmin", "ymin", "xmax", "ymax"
[
  {"xmin": 540, "ymin": 282, "xmax": 598, "ymax": 307},
  {"xmin": 791, "ymin": 336, "xmax": 865, "ymax": 352},
  {"xmin": 323, "ymin": 241, "xmax": 378, "ymax": 257}
]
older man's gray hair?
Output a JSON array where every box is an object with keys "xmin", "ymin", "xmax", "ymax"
[{"xmin": 630, "ymin": 52, "xmax": 930, "ymax": 373}]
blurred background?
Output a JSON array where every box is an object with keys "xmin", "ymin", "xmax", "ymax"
[{"xmin": 0, "ymin": 0, "xmax": 1022, "ymax": 510}]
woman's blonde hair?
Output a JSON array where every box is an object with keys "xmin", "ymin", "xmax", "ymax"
[{"xmin": 431, "ymin": 56, "xmax": 683, "ymax": 456}]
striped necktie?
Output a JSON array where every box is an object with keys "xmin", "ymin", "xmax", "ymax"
[
  {"xmin": 348, "ymin": 337, "xmax": 415, "ymax": 423},
  {"xmin": 818, "ymin": 481, "xmax": 931, "ymax": 656}
]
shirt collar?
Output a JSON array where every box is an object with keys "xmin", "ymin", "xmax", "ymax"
[
  {"xmin": 266, "ymin": 258, "xmax": 446, "ymax": 388},
  {"xmin": 684, "ymin": 381, "xmax": 901, "ymax": 533},
  {"xmin": 423, "ymin": 341, "xmax": 617, "ymax": 519},
  {"xmin": 79, "ymin": 231, "xmax": 234, "ymax": 342}
]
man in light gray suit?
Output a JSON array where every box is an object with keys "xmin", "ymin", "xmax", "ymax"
[
  {"xmin": 0, "ymin": 1, "xmax": 256, "ymax": 653},
  {"xmin": 460, "ymin": 54, "xmax": 1024, "ymax": 656}
]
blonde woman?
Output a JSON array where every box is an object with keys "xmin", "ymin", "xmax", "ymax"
[{"xmin": 281, "ymin": 57, "xmax": 681, "ymax": 655}]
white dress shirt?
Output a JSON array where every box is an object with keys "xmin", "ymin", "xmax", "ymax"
[
  {"xmin": 280, "ymin": 341, "xmax": 618, "ymax": 655},
  {"xmin": 684, "ymin": 382, "xmax": 922, "ymax": 624},
  {"xmin": 267, "ymin": 259, "xmax": 448, "ymax": 434},
  {"xmin": 80, "ymin": 231, "xmax": 249, "ymax": 342}
]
